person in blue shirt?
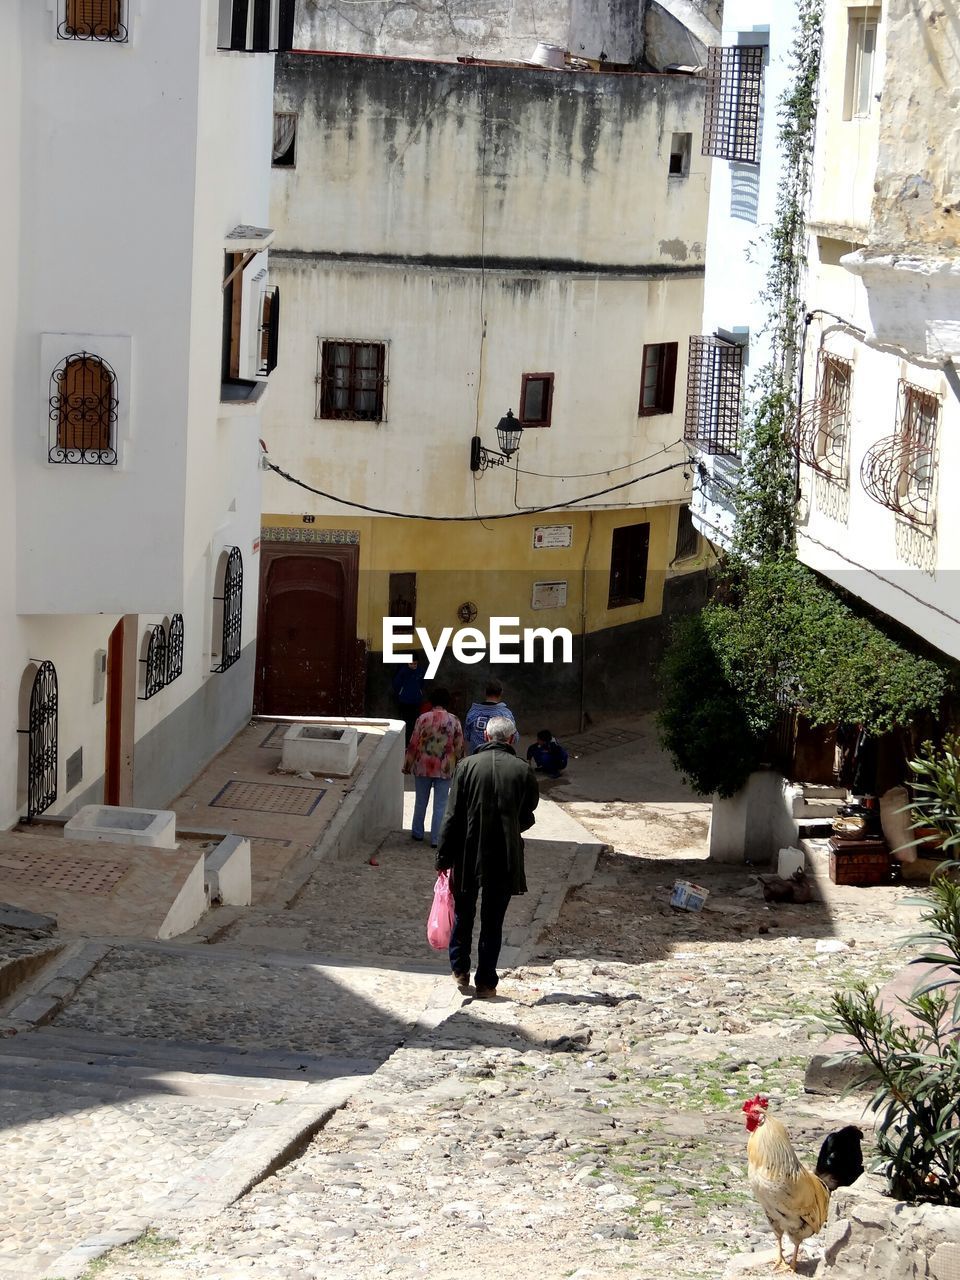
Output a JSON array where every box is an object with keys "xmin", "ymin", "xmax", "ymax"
[
  {"xmin": 526, "ymin": 728, "xmax": 568, "ymax": 779},
  {"xmin": 464, "ymin": 680, "xmax": 516, "ymax": 754},
  {"xmin": 392, "ymin": 653, "xmax": 428, "ymax": 744}
]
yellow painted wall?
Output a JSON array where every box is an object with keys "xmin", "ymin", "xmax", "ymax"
[{"xmin": 261, "ymin": 502, "xmax": 711, "ymax": 651}]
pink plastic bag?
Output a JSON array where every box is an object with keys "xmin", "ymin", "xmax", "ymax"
[{"xmin": 427, "ymin": 871, "xmax": 454, "ymax": 950}]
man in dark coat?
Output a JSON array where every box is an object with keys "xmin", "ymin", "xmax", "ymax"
[{"xmin": 435, "ymin": 716, "xmax": 539, "ymax": 998}]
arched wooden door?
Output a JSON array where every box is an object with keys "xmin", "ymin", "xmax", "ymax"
[{"xmin": 254, "ymin": 544, "xmax": 359, "ymax": 716}]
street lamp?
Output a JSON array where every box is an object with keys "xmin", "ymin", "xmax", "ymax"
[{"xmin": 470, "ymin": 410, "xmax": 524, "ymax": 472}]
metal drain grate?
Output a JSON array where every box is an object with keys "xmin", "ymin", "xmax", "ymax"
[
  {"xmin": 258, "ymin": 723, "xmax": 288, "ymax": 749},
  {"xmin": 210, "ymin": 780, "xmax": 327, "ymax": 816},
  {"xmin": 0, "ymin": 854, "xmax": 128, "ymax": 894}
]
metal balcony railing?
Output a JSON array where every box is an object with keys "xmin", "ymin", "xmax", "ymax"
[{"xmin": 860, "ymin": 380, "xmax": 939, "ymax": 525}]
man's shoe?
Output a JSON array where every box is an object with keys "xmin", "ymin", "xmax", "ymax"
[
  {"xmin": 453, "ymin": 972, "xmax": 471, "ymax": 994},
  {"xmin": 474, "ymin": 985, "xmax": 497, "ymax": 999}
]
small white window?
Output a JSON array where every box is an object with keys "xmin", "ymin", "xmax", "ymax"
[{"xmin": 844, "ymin": 10, "xmax": 880, "ymax": 120}]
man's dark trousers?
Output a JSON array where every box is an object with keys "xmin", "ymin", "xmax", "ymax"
[{"xmin": 449, "ymin": 882, "xmax": 512, "ymax": 989}]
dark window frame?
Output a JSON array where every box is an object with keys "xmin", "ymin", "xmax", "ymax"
[
  {"xmin": 638, "ymin": 342, "xmax": 678, "ymax": 416},
  {"xmin": 674, "ymin": 504, "xmax": 700, "ymax": 561},
  {"xmin": 607, "ymin": 523, "xmax": 650, "ymax": 609},
  {"xmin": 519, "ymin": 372, "xmax": 554, "ymax": 428},
  {"xmin": 316, "ymin": 339, "xmax": 388, "ymax": 423}
]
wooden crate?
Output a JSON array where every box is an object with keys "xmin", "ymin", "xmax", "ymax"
[{"xmin": 828, "ymin": 838, "xmax": 891, "ymax": 886}]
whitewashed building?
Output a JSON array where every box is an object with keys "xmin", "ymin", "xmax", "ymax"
[
  {"xmin": 796, "ymin": 0, "xmax": 960, "ymax": 664},
  {"xmin": 687, "ymin": 0, "xmax": 802, "ymax": 548},
  {"xmin": 260, "ymin": 37, "xmax": 717, "ymax": 727},
  {"xmin": 0, "ymin": 0, "xmax": 289, "ymax": 830}
]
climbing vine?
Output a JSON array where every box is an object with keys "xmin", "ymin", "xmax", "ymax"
[{"xmin": 733, "ymin": 0, "xmax": 823, "ymax": 563}]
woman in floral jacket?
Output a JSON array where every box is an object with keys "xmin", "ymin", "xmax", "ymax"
[{"xmin": 402, "ymin": 687, "xmax": 464, "ymax": 847}]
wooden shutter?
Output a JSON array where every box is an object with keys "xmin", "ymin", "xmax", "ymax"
[
  {"xmin": 58, "ymin": 356, "xmax": 112, "ymax": 452},
  {"xmin": 66, "ymin": 0, "xmax": 121, "ymax": 37}
]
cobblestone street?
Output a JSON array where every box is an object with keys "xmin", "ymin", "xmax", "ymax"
[{"xmin": 0, "ymin": 720, "xmax": 924, "ymax": 1279}]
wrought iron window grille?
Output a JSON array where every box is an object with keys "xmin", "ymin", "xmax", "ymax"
[
  {"xmin": 258, "ymin": 287, "xmax": 280, "ymax": 377},
  {"xmin": 139, "ymin": 625, "xmax": 168, "ymax": 701},
  {"xmin": 860, "ymin": 380, "xmax": 940, "ymax": 525},
  {"xmin": 167, "ymin": 614, "xmax": 184, "ymax": 684},
  {"xmin": 212, "ymin": 548, "xmax": 243, "ymax": 673},
  {"xmin": 49, "ymin": 351, "xmax": 118, "ymax": 464},
  {"xmin": 58, "ymin": 0, "xmax": 127, "ymax": 41},
  {"xmin": 17, "ymin": 661, "xmax": 58, "ymax": 821},
  {"xmin": 796, "ymin": 351, "xmax": 852, "ymax": 480},
  {"xmin": 702, "ymin": 45, "xmax": 764, "ymax": 164},
  {"xmin": 684, "ymin": 335, "xmax": 743, "ymax": 457},
  {"xmin": 316, "ymin": 339, "xmax": 388, "ymax": 422}
]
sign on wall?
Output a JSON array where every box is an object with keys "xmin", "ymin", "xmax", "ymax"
[
  {"xmin": 531, "ymin": 580, "xmax": 568, "ymax": 609},
  {"xmin": 533, "ymin": 524, "xmax": 573, "ymax": 549}
]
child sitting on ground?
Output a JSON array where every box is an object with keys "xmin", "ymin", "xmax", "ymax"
[{"xmin": 526, "ymin": 729, "xmax": 568, "ymax": 779}]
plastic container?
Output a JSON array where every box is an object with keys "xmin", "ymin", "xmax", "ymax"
[
  {"xmin": 671, "ymin": 880, "xmax": 710, "ymax": 911},
  {"xmin": 777, "ymin": 847, "xmax": 805, "ymax": 878}
]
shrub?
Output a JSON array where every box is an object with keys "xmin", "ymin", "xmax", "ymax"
[{"xmin": 657, "ymin": 613, "xmax": 762, "ymax": 798}]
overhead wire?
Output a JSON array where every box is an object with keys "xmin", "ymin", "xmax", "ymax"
[{"xmin": 266, "ymin": 456, "xmax": 691, "ymax": 521}]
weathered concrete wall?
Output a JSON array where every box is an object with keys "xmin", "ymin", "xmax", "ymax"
[
  {"xmin": 869, "ymin": 0, "xmax": 960, "ymax": 254},
  {"xmin": 295, "ymin": 0, "xmax": 646, "ymax": 64},
  {"xmin": 818, "ymin": 1175, "xmax": 960, "ymax": 1279}
]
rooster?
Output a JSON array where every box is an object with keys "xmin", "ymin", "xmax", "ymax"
[{"xmin": 742, "ymin": 1095, "xmax": 863, "ymax": 1272}]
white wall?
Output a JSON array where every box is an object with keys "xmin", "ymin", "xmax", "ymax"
[{"xmin": 691, "ymin": 0, "xmax": 800, "ymax": 547}]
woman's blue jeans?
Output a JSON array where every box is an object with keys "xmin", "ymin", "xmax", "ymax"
[{"xmin": 412, "ymin": 776, "xmax": 451, "ymax": 846}]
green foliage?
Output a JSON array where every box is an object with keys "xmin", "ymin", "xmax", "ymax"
[
  {"xmin": 657, "ymin": 613, "xmax": 761, "ymax": 797},
  {"xmin": 704, "ymin": 557, "xmax": 948, "ymax": 737},
  {"xmin": 829, "ymin": 864, "xmax": 960, "ymax": 1206},
  {"xmin": 906, "ymin": 737, "xmax": 960, "ymax": 858},
  {"xmin": 830, "ymin": 979, "xmax": 960, "ymax": 1206}
]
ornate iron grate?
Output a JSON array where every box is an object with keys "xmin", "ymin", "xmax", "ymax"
[
  {"xmin": 0, "ymin": 852, "xmax": 127, "ymax": 894},
  {"xmin": 58, "ymin": 0, "xmax": 127, "ymax": 41},
  {"xmin": 167, "ymin": 614, "xmax": 184, "ymax": 684},
  {"xmin": 21, "ymin": 662, "xmax": 58, "ymax": 821},
  {"xmin": 796, "ymin": 351, "xmax": 851, "ymax": 480},
  {"xmin": 139, "ymin": 625, "xmax": 167, "ymax": 701},
  {"xmin": 702, "ymin": 45, "xmax": 764, "ymax": 164},
  {"xmin": 49, "ymin": 351, "xmax": 118, "ymax": 464},
  {"xmin": 212, "ymin": 547, "xmax": 243, "ymax": 673},
  {"xmin": 684, "ymin": 336, "xmax": 743, "ymax": 456},
  {"xmin": 860, "ymin": 380, "xmax": 940, "ymax": 525}
]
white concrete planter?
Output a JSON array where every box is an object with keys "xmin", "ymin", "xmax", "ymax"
[
  {"xmin": 64, "ymin": 805, "xmax": 177, "ymax": 849},
  {"xmin": 281, "ymin": 724, "xmax": 359, "ymax": 777}
]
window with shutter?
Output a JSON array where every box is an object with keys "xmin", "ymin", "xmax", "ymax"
[
  {"xmin": 60, "ymin": 0, "xmax": 125, "ymax": 40},
  {"xmin": 316, "ymin": 341, "xmax": 388, "ymax": 422},
  {"xmin": 49, "ymin": 352, "xmax": 118, "ymax": 464}
]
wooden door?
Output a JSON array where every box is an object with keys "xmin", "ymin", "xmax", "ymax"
[
  {"xmin": 104, "ymin": 618, "xmax": 124, "ymax": 804},
  {"xmin": 254, "ymin": 545, "xmax": 359, "ymax": 716}
]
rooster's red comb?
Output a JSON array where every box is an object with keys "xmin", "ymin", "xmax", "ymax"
[{"xmin": 741, "ymin": 1095, "xmax": 769, "ymax": 1114}]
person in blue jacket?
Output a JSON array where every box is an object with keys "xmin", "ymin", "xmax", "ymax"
[
  {"xmin": 526, "ymin": 728, "xmax": 568, "ymax": 779},
  {"xmin": 392, "ymin": 653, "xmax": 427, "ymax": 744},
  {"xmin": 464, "ymin": 680, "xmax": 516, "ymax": 754}
]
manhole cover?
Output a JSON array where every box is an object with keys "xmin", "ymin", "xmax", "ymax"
[
  {"xmin": 211, "ymin": 781, "xmax": 327, "ymax": 816},
  {"xmin": 258, "ymin": 724, "xmax": 287, "ymax": 749},
  {"xmin": 0, "ymin": 854, "xmax": 128, "ymax": 894}
]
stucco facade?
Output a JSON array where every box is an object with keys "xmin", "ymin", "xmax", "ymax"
[
  {"xmin": 796, "ymin": 0, "xmax": 960, "ymax": 664},
  {"xmin": 0, "ymin": 1, "xmax": 281, "ymax": 830},
  {"xmin": 261, "ymin": 51, "xmax": 711, "ymax": 727}
]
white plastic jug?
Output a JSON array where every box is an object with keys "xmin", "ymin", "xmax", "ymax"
[{"xmin": 778, "ymin": 847, "xmax": 805, "ymax": 878}]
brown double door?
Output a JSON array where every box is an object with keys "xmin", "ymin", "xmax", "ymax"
[{"xmin": 254, "ymin": 544, "xmax": 360, "ymax": 716}]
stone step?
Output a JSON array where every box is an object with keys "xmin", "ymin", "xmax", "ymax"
[
  {"xmin": 800, "ymin": 784, "xmax": 847, "ymax": 800},
  {"xmin": 791, "ymin": 795, "xmax": 843, "ymax": 819}
]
